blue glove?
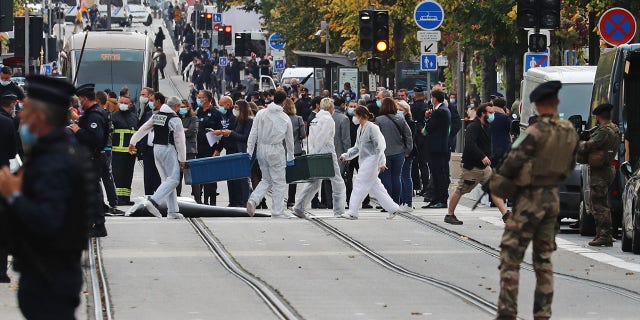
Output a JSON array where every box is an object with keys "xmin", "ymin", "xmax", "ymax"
[{"xmin": 286, "ymin": 160, "xmax": 295, "ymax": 167}]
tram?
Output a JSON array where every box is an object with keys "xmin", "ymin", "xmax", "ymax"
[{"xmin": 58, "ymin": 31, "xmax": 159, "ymax": 103}]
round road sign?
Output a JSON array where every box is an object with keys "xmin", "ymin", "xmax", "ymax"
[
  {"xmin": 598, "ymin": 7, "xmax": 637, "ymax": 47},
  {"xmin": 414, "ymin": 1, "xmax": 444, "ymax": 31}
]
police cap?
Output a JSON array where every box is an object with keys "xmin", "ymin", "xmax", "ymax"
[
  {"xmin": 413, "ymin": 86, "xmax": 424, "ymax": 93},
  {"xmin": 0, "ymin": 92, "xmax": 17, "ymax": 102},
  {"xmin": 529, "ymin": 81, "xmax": 562, "ymax": 103},
  {"xmin": 24, "ymin": 75, "xmax": 75, "ymax": 108},
  {"xmin": 75, "ymin": 83, "xmax": 96, "ymax": 96},
  {"xmin": 592, "ymin": 103, "xmax": 613, "ymax": 116}
]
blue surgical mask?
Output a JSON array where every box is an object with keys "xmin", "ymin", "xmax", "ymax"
[
  {"xmin": 20, "ymin": 124, "xmax": 37, "ymax": 147},
  {"xmin": 347, "ymin": 107, "xmax": 355, "ymax": 116},
  {"xmin": 0, "ymin": 80, "xmax": 10, "ymax": 86},
  {"xmin": 179, "ymin": 107, "xmax": 188, "ymax": 115},
  {"xmin": 346, "ymin": 97, "xmax": 351, "ymax": 102},
  {"xmin": 376, "ymin": 100, "xmax": 382, "ymax": 108},
  {"xmin": 217, "ymin": 106, "xmax": 227, "ymax": 114},
  {"xmin": 450, "ymin": 99, "xmax": 456, "ymax": 104},
  {"xmin": 148, "ymin": 101, "xmax": 155, "ymax": 109},
  {"xmin": 488, "ymin": 113, "xmax": 495, "ymax": 123},
  {"xmin": 196, "ymin": 98, "xmax": 203, "ymax": 107},
  {"xmin": 18, "ymin": 102, "xmax": 24, "ymax": 109},
  {"xmin": 397, "ymin": 110, "xmax": 404, "ymax": 117}
]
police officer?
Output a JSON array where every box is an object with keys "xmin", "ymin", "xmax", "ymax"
[
  {"xmin": 490, "ymin": 81, "xmax": 579, "ymax": 320},
  {"xmin": 577, "ymin": 103, "xmax": 621, "ymax": 247},
  {"xmin": 0, "ymin": 75, "xmax": 94, "ymax": 319},
  {"xmin": 68, "ymin": 83, "xmax": 109, "ymax": 237},
  {"xmin": 0, "ymin": 93, "xmax": 19, "ymax": 283},
  {"xmin": 0, "ymin": 67, "xmax": 25, "ymax": 101}
]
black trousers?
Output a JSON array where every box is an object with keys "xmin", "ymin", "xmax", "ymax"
[
  {"xmin": 193, "ymin": 152, "xmax": 217, "ymax": 205},
  {"xmin": 99, "ymin": 151, "xmax": 118, "ymax": 207},
  {"xmin": 92, "ymin": 158, "xmax": 105, "ymax": 226},
  {"xmin": 414, "ymin": 137, "xmax": 432, "ymax": 196},
  {"xmin": 18, "ymin": 265, "xmax": 83, "ymax": 320},
  {"xmin": 142, "ymin": 147, "xmax": 161, "ymax": 196},
  {"xmin": 428, "ymin": 152, "xmax": 449, "ymax": 204},
  {"xmin": 0, "ymin": 246, "xmax": 7, "ymax": 275},
  {"xmin": 112, "ymin": 151, "xmax": 136, "ymax": 205},
  {"xmin": 177, "ymin": 153, "xmax": 197, "ymax": 197}
]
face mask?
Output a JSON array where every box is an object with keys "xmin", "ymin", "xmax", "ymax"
[
  {"xmin": 232, "ymin": 109, "xmax": 240, "ymax": 117},
  {"xmin": 119, "ymin": 104, "xmax": 129, "ymax": 111},
  {"xmin": 18, "ymin": 102, "xmax": 24, "ymax": 109},
  {"xmin": 218, "ymin": 106, "xmax": 227, "ymax": 114},
  {"xmin": 346, "ymin": 97, "xmax": 351, "ymax": 102},
  {"xmin": 352, "ymin": 116, "xmax": 360, "ymax": 125},
  {"xmin": 450, "ymin": 99, "xmax": 456, "ymax": 104},
  {"xmin": 376, "ymin": 100, "xmax": 382, "ymax": 108},
  {"xmin": 265, "ymin": 99, "xmax": 271, "ymax": 104},
  {"xmin": 0, "ymin": 80, "xmax": 10, "ymax": 86},
  {"xmin": 488, "ymin": 113, "xmax": 495, "ymax": 123},
  {"xmin": 140, "ymin": 96, "xmax": 149, "ymax": 104},
  {"xmin": 179, "ymin": 107, "xmax": 188, "ymax": 115},
  {"xmin": 196, "ymin": 98, "xmax": 203, "ymax": 107},
  {"xmin": 148, "ymin": 101, "xmax": 155, "ymax": 109},
  {"xmin": 397, "ymin": 110, "xmax": 404, "ymax": 117},
  {"xmin": 20, "ymin": 124, "xmax": 37, "ymax": 147},
  {"xmin": 347, "ymin": 107, "xmax": 355, "ymax": 116}
]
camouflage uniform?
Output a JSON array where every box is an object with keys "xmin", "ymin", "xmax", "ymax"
[
  {"xmin": 494, "ymin": 114, "xmax": 578, "ymax": 320},
  {"xmin": 577, "ymin": 122, "xmax": 621, "ymax": 241}
]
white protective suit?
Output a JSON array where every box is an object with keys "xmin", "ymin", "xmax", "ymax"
[
  {"xmin": 341, "ymin": 121, "xmax": 400, "ymax": 217},
  {"xmin": 130, "ymin": 104, "xmax": 187, "ymax": 215},
  {"xmin": 247, "ymin": 102, "xmax": 295, "ymax": 216},
  {"xmin": 294, "ymin": 110, "xmax": 347, "ymax": 217}
]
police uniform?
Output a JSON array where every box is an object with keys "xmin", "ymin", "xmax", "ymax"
[
  {"xmin": 195, "ymin": 105, "xmax": 220, "ymax": 205},
  {"xmin": 0, "ymin": 75, "xmax": 95, "ymax": 318},
  {"xmin": 74, "ymin": 84, "xmax": 109, "ymax": 237},
  {"xmin": 491, "ymin": 81, "xmax": 579, "ymax": 320},
  {"xmin": 111, "ymin": 106, "xmax": 139, "ymax": 205},
  {"xmin": 0, "ymin": 93, "xmax": 19, "ymax": 283},
  {"xmin": 577, "ymin": 103, "xmax": 621, "ymax": 246}
]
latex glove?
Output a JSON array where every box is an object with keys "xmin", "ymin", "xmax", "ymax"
[{"xmin": 286, "ymin": 160, "xmax": 295, "ymax": 167}]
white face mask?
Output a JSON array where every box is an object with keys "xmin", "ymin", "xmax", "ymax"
[
  {"xmin": 140, "ymin": 96, "xmax": 149, "ymax": 104},
  {"xmin": 119, "ymin": 104, "xmax": 129, "ymax": 111},
  {"xmin": 352, "ymin": 116, "xmax": 360, "ymax": 125},
  {"xmin": 232, "ymin": 109, "xmax": 240, "ymax": 117}
]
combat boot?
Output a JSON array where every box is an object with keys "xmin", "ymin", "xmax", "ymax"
[{"xmin": 588, "ymin": 236, "xmax": 613, "ymax": 247}]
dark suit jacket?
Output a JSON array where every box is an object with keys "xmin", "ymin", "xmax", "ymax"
[
  {"xmin": 462, "ymin": 118, "xmax": 491, "ymax": 170},
  {"xmin": 424, "ymin": 103, "xmax": 451, "ymax": 154}
]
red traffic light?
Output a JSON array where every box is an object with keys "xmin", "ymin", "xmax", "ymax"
[{"xmin": 224, "ymin": 25, "xmax": 232, "ymax": 33}]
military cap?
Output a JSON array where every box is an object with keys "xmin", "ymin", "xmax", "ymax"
[
  {"xmin": 24, "ymin": 75, "xmax": 75, "ymax": 107},
  {"xmin": 592, "ymin": 103, "xmax": 613, "ymax": 115},
  {"xmin": 530, "ymin": 81, "xmax": 562, "ymax": 103},
  {"xmin": 413, "ymin": 86, "xmax": 424, "ymax": 93},
  {"xmin": 75, "ymin": 83, "xmax": 96, "ymax": 96}
]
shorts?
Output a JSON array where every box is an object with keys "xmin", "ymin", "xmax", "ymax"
[{"xmin": 455, "ymin": 166, "xmax": 492, "ymax": 195}]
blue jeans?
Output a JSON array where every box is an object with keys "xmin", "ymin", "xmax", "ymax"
[
  {"xmin": 379, "ymin": 153, "xmax": 405, "ymax": 204},
  {"xmin": 400, "ymin": 156, "xmax": 414, "ymax": 206}
]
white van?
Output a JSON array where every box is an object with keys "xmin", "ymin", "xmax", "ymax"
[
  {"xmin": 280, "ymin": 67, "xmax": 316, "ymax": 95},
  {"xmin": 520, "ymin": 66, "xmax": 597, "ymax": 126}
]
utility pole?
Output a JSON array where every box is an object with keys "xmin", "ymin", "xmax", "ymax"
[
  {"xmin": 25, "ymin": 5, "xmax": 30, "ymax": 75},
  {"xmin": 456, "ymin": 42, "xmax": 465, "ymax": 152}
]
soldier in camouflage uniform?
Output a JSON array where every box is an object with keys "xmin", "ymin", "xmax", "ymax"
[
  {"xmin": 577, "ymin": 103, "xmax": 621, "ymax": 247},
  {"xmin": 490, "ymin": 81, "xmax": 579, "ymax": 320}
]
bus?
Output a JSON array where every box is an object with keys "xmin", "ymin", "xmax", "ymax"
[{"xmin": 59, "ymin": 31, "xmax": 159, "ymax": 104}]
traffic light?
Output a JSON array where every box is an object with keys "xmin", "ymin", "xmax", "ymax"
[
  {"xmin": 235, "ymin": 33, "xmax": 251, "ymax": 57},
  {"xmin": 204, "ymin": 12, "xmax": 213, "ymax": 30},
  {"xmin": 218, "ymin": 25, "xmax": 232, "ymax": 46},
  {"xmin": 373, "ymin": 10, "xmax": 389, "ymax": 54},
  {"xmin": 529, "ymin": 33, "xmax": 547, "ymax": 52},
  {"xmin": 14, "ymin": 16, "xmax": 43, "ymax": 59},
  {"xmin": 367, "ymin": 57, "xmax": 382, "ymax": 74},
  {"xmin": 0, "ymin": 1, "xmax": 13, "ymax": 32},
  {"xmin": 517, "ymin": 0, "xmax": 560, "ymax": 29},
  {"xmin": 359, "ymin": 10, "xmax": 374, "ymax": 51}
]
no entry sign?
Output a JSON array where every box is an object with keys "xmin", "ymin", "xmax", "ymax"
[{"xmin": 598, "ymin": 7, "xmax": 637, "ymax": 47}]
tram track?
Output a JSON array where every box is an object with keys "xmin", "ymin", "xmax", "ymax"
[
  {"xmin": 187, "ymin": 218, "xmax": 302, "ymax": 320},
  {"xmin": 88, "ymin": 238, "xmax": 113, "ymax": 320}
]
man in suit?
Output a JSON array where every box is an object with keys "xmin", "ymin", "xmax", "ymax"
[{"xmin": 422, "ymin": 89, "xmax": 451, "ymax": 209}]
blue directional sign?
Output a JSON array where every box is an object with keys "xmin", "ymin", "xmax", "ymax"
[
  {"xmin": 219, "ymin": 57, "xmax": 228, "ymax": 67},
  {"xmin": 414, "ymin": 1, "xmax": 444, "ymax": 31},
  {"xmin": 421, "ymin": 54, "xmax": 438, "ymax": 71},
  {"xmin": 269, "ymin": 33, "xmax": 286, "ymax": 50},
  {"xmin": 213, "ymin": 13, "xmax": 222, "ymax": 23},
  {"xmin": 201, "ymin": 38, "xmax": 210, "ymax": 48},
  {"xmin": 524, "ymin": 52, "xmax": 550, "ymax": 73},
  {"xmin": 274, "ymin": 59, "xmax": 285, "ymax": 72}
]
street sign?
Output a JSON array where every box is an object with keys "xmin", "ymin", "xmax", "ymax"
[
  {"xmin": 417, "ymin": 30, "xmax": 441, "ymax": 42},
  {"xmin": 420, "ymin": 41, "xmax": 438, "ymax": 54},
  {"xmin": 421, "ymin": 54, "xmax": 438, "ymax": 71},
  {"xmin": 414, "ymin": 1, "xmax": 444, "ymax": 31},
  {"xmin": 274, "ymin": 59, "xmax": 285, "ymax": 73},
  {"xmin": 598, "ymin": 7, "xmax": 637, "ymax": 47},
  {"xmin": 213, "ymin": 13, "xmax": 222, "ymax": 23},
  {"xmin": 201, "ymin": 38, "xmax": 210, "ymax": 48},
  {"xmin": 368, "ymin": 74, "xmax": 377, "ymax": 92},
  {"xmin": 437, "ymin": 55, "xmax": 448, "ymax": 67},
  {"xmin": 269, "ymin": 33, "xmax": 286, "ymax": 50},
  {"xmin": 219, "ymin": 57, "xmax": 228, "ymax": 67},
  {"xmin": 524, "ymin": 52, "xmax": 550, "ymax": 74}
]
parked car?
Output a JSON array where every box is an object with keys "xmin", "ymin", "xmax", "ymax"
[{"xmin": 621, "ymin": 162, "xmax": 640, "ymax": 254}]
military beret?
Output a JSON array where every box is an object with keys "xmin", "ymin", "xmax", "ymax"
[
  {"xmin": 75, "ymin": 83, "xmax": 96, "ymax": 96},
  {"xmin": 24, "ymin": 75, "xmax": 75, "ymax": 108},
  {"xmin": 593, "ymin": 103, "xmax": 613, "ymax": 115},
  {"xmin": 413, "ymin": 86, "xmax": 424, "ymax": 93},
  {"xmin": 530, "ymin": 81, "xmax": 562, "ymax": 103}
]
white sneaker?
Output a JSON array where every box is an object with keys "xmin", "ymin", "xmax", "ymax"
[
  {"xmin": 340, "ymin": 213, "xmax": 358, "ymax": 220},
  {"xmin": 246, "ymin": 200, "xmax": 256, "ymax": 217},
  {"xmin": 125, "ymin": 197, "xmax": 147, "ymax": 216},
  {"xmin": 400, "ymin": 204, "xmax": 414, "ymax": 213},
  {"xmin": 386, "ymin": 211, "xmax": 398, "ymax": 220},
  {"xmin": 272, "ymin": 212, "xmax": 295, "ymax": 219},
  {"xmin": 144, "ymin": 198, "xmax": 162, "ymax": 218},
  {"xmin": 166, "ymin": 212, "xmax": 184, "ymax": 219},
  {"xmin": 292, "ymin": 209, "xmax": 306, "ymax": 218}
]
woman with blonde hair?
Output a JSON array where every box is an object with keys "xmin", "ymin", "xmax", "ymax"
[{"xmin": 282, "ymin": 98, "xmax": 306, "ymax": 207}]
